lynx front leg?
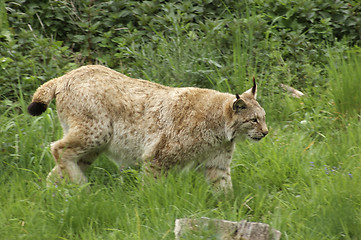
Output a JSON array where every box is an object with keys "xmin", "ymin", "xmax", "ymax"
[
  {"xmin": 204, "ymin": 145, "xmax": 235, "ymax": 192},
  {"xmin": 205, "ymin": 165, "xmax": 233, "ymax": 191}
]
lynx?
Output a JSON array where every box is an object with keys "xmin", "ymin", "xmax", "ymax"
[{"xmin": 28, "ymin": 65, "xmax": 268, "ymax": 190}]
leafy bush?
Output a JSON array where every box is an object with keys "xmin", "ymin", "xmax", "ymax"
[
  {"xmin": 2, "ymin": 0, "xmax": 360, "ymax": 101},
  {"xmin": 1, "ymin": 0, "xmax": 360, "ymax": 123},
  {"xmin": 1, "ymin": 1, "xmax": 77, "ymax": 102},
  {"xmin": 0, "ymin": 32, "xmax": 75, "ymax": 102},
  {"xmin": 260, "ymin": 0, "xmax": 361, "ymax": 43}
]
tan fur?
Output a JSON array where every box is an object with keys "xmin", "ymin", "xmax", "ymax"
[{"xmin": 29, "ymin": 65, "xmax": 268, "ymax": 190}]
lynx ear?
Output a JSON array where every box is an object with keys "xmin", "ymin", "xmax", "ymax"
[
  {"xmin": 232, "ymin": 94, "xmax": 247, "ymax": 111},
  {"xmin": 244, "ymin": 76, "xmax": 257, "ymax": 99}
]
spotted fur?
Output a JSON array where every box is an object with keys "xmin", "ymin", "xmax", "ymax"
[{"xmin": 28, "ymin": 65, "xmax": 268, "ymax": 190}]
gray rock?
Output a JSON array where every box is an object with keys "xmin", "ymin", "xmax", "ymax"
[{"xmin": 174, "ymin": 217, "xmax": 281, "ymax": 240}]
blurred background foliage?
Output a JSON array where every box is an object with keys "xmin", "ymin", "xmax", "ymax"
[{"xmin": 1, "ymin": 0, "xmax": 361, "ymax": 111}]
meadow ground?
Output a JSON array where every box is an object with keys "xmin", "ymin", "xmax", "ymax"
[
  {"xmin": 2, "ymin": 2, "xmax": 361, "ymax": 238},
  {"xmin": 1, "ymin": 54, "xmax": 361, "ymax": 240}
]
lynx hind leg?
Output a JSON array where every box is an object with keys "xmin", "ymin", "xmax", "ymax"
[
  {"xmin": 47, "ymin": 125, "xmax": 110, "ymax": 185},
  {"xmin": 142, "ymin": 158, "xmax": 164, "ymax": 180},
  {"xmin": 48, "ymin": 138, "xmax": 89, "ymax": 185},
  {"xmin": 47, "ymin": 152, "xmax": 99, "ymax": 187},
  {"xmin": 47, "ymin": 165, "xmax": 63, "ymax": 186}
]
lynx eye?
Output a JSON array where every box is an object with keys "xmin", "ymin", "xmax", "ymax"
[{"xmin": 251, "ymin": 118, "xmax": 258, "ymax": 123}]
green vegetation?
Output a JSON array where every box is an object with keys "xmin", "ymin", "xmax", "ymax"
[
  {"xmin": 1, "ymin": 0, "xmax": 361, "ymax": 239},
  {"xmin": 329, "ymin": 51, "xmax": 361, "ymax": 117}
]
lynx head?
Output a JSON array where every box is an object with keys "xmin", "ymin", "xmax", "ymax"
[{"xmin": 225, "ymin": 77, "xmax": 268, "ymax": 141}]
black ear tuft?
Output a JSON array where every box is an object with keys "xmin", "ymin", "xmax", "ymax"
[
  {"xmin": 28, "ymin": 102, "xmax": 48, "ymax": 116},
  {"xmin": 235, "ymin": 94, "xmax": 240, "ymax": 100},
  {"xmin": 252, "ymin": 76, "xmax": 256, "ymax": 96}
]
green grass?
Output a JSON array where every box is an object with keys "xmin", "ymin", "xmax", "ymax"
[
  {"xmin": 2, "ymin": 69, "xmax": 361, "ymax": 240},
  {"xmin": 1, "ymin": 121, "xmax": 361, "ymax": 240},
  {"xmin": 328, "ymin": 50, "xmax": 361, "ymax": 117},
  {"xmin": 2, "ymin": 19, "xmax": 361, "ymax": 239}
]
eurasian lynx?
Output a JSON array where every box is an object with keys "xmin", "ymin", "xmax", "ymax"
[{"xmin": 28, "ymin": 65, "xmax": 268, "ymax": 190}]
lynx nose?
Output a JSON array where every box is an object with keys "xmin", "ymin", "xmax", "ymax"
[{"xmin": 262, "ymin": 130, "xmax": 269, "ymax": 137}]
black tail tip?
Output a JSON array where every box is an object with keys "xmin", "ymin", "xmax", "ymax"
[{"xmin": 28, "ymin": 102, "xmax": 48, "ymax": 116}]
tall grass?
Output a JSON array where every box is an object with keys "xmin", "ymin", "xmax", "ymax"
[
  {"xmin": 2, "ymin": 105, "xmax": 361, "ymax": 239},
  {"xmin": 328, "ymin": 51, "xmax": 361, "ymax": 117},
  {"xmin": 2, "ymin": 19, "xmax": 361, "ymax": 240}
]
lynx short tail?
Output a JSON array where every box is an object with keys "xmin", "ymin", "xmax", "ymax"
[{"xmin": 27, "ymin": 78, "xmax": 59, "ymax": 116}]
